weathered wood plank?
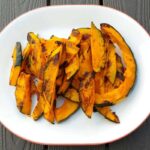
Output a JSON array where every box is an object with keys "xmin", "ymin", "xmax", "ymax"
[
  {"xmin": 0, "ymin": 1, "xmax": 46, "ymax": 150},
  {"xmin": 109, "ymin": 118, "xmax": 150, "ymax": 150},
  {"xmin": 48, "ymin": 146, "xmax": 106, "ymax": 150},
  {"xmin": 50, "ymin": 0, "xmax": 99, "ymax": 5},
  {"xmin": 103, "ymin": 0, "xmax": 150, "ymax": 33},
  {"xmin": 0, "ymin": 0, "xmax": 47, "ymax": 31},
  {"xmin": 103, "ymin": 0, "xmax": 150, "ymax": 149}
]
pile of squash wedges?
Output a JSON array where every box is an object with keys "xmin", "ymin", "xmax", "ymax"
[{"xmin": 9, "ymin": 22, "xmax": 136, "ymax": 123}]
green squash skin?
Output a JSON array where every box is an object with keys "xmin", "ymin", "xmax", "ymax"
[{"xmin": 14, "ymin": 42, "xmax": 23, "ymax": 67}]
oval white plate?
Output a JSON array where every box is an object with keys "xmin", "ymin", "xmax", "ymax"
[{"xmin": 0, "ymin": 5, "xmax": 150, "ymax": 145}]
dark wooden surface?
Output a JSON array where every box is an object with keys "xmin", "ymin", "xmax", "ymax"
[{"xmin": 0, "ymin": 0, "xmax": 149, "ymax": 150}]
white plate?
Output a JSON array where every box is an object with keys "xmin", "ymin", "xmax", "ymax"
[{"xmin": 0, "ymin": 5, "xmax": 150, "ymax": 145}]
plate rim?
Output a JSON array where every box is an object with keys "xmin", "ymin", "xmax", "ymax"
[{"xmin": 0, "ymin": 5, "xmax": 150, "ymax": 145}]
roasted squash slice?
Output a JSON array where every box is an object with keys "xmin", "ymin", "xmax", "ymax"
[
  {"xmin": 91, "ymin": 22, "xmax": 106, "ymax": 72},
  {"xmin": 113, "ymin": 54, "xmax": 125, "ymax": 88},
  {"xmin": 32, "ymin": 94, "xmax": 45, "ymax": 120},
  {"xmin": 95, "ymin": 54, "xmax": 125, "ymax": 107},
  {"xmin": 77, "ymin": 28, "xmax": 90, "ymax": 35},
  {"xmin": 30, "ymin": 79, "xmax": 37, "ymax": 95},
  {"xmin": 96, "ymin": 106, "xmax": 120, "ymax": 123},
  {"xmin": 80, "ymin": 73, "xmax": 95, "ymax": 118},
  {"xmin": 15, "ymin": 72, "xmax": 31, "ymax": 115},
  {"xmin": 43, "ymin": 45, "xmax": 62, "ymax": 123},
  {"xmin": 65, "ymin": 55, "xmax": 79, "ymax": 79},
  {"xmin": 65, "ymin": 41, "xmax": 79, "ymax": 63},
  {"xmin": 94, "ymin": 70, "xmax": 105, "ymax": 94},
  {"xmin": 94, "ymin": 23, "xmax": 136, "ymax": 105},
  {"xmin": 55, "ymin": 99, "xmax": 79, "ymax": 123},
  {"xmin": 9, "ymin": 42, "xmax": 23, "ymax": 86},
  {"xmin": 57, "ymin": 76, "xmax": 71, "ymax": 94},
  {"xmin": 64, "ymin": 88, "xmax": 80, "ymax": 102},
  {"xmin": 106, "ymin": 41, "xmax": 117, "ymax": 84},
  {"xmin": 68, "ymin": 29, "xmax": 82, "ymax": 45},
  {"xmin": 71, "ymin": 73, "xmax": 80, "ymax": 90},
  {"xmin": 78, "ymin": 42, "xmax": 92, "ymax": 78},
  {"xmin": 27, "ymin": 32, "xmax": 43, "ymax": 78},
  {"xmin": 51, "ymin": 35, "xmax": 67, "ymax": 44}
]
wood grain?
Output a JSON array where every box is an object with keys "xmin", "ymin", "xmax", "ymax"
[
  {"xmin": 0, "ymin": 0, "xmax": 47, "ymax": 31},
  {"xmin": 48, "ymin": 146, "xmax": 105, "ymax": 150},
  {"xmin": 103, "ymin": 0, "xmax": 150, "ymax": 33},
  {"xmin": 103, "ymin": 0, "xmax": 150, "ymax": 149},
  {"xmin": 0, "ymin": 1, "xmax": 46, "ymax": 150},
  {"xmin": 50, "ymin": 0, "xmax": 99, "ymax": 5}
]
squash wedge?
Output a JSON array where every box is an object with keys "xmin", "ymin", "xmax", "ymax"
[
  {"xmin": 68, "ymin": 29, "xmax": 82, "ymax": 45},
  {"xmin": 96, "ymin": 106, "xmax": 120, "ymax": 123},
  {"xmin": 27, "ymin": 32, "xmax": 43, "ymax": 78},
  {"xmin": 55, "ymin": 99, "xmax": 79, "ymax": 123},
  {"xmin": 91, "ymin": 22, "xmax": 106, "ymax": 72},
  {"xmin": 64, "ymin": 88, "xmax": 80, "ymax": 102},
  {"xmin": 106, "ymin": 41, "xmax": 117, "ymax": 84},
  {"xmin": 32, "ymin": 94, "xmax": 45, "ymax": 120},
  {"xmin": 9, "ymin": 42, "xmax": 23, "ymax": 86},
  {"xmin": 65, "ymin": 55, "xmax": 79, "ymax": 79},
  {"xmin": 80, "ymin": 73, "xmax": 95, "ymax": 118},
  {"xmin": 94, "ymin": 23, "xmax": 136, "ymax": 105},
  {"xmin": 15, "ymin": 72, "xmax": 31, "ymax": 115},
  {"xmin": 43, "ymin": 45, "xmax": 62, "ymax": 123},
  {"xmin": 57, "ymin": 76, "xmax": 71, "ymax": 94}
]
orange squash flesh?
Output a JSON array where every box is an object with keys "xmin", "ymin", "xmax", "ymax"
[
  {"xmin": 95, "ymin": 24, "xmax": 136, "ymax": 105},
  {"xmin": 10, "ymin": 23, "xmax": 136, "ymax": 124},
  {"xmin": 55, "ymin": 99, "xmax": 79, "ymax": 123},
  {"xmin": 96, "ymin": 106, "xmax": 120, "ymax": 123},
  {"xmin": 64, "ymin": 88, "xmax": 80, "ymax": 102},
  {"xmin": 43, "ymin": 45, "xmax": 62, "ymax": 123},
  {"xmin": 91, "ymin": 22, "xmax": 106, "ymax": 72},
  {"xmin": 80, "ymin": 73, "xmax": 95, "ymax": 118},
  {"xmin": 32, "ymin": 94, "xmax": 45, "ymax": 120},
  {"xmin": 15, "ymin": 72, "xmax": 31, "ymax": 115}
]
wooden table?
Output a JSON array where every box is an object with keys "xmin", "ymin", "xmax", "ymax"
[{"xmin": 0, "ymin": 0, "xmax": 149, "ymax": 149}]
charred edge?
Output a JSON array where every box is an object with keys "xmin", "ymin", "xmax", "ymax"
[
  {"xmin": 105, "ymin": 116, "xmax": 120, "ymax": 124},
  {"xmin": 17, "ymin": 103, "xmax": 23, "ymax": 112},
  {"xmin": 81, "ymin": 106, "xmax": 92, "ymax": 119},
  {"xmin": 107, "ymin": 60, "xmax": 112, "ymax": 68},
  {"xmin": 112, "ymin": 112, "xmax": 120, "ymax": 123},
  {"xmin": 116, "ymin": 71, "xmax": 125, "ymax": 81},
  {"xmin": 41, "ymin": 44, "xmax": 46, "ymax": 52},
  {"xmin": 93, "ymin": 106, "xmax": 98, "ymax": 112},
  {"xmin": 55, "ymin": 41, "xmax": 63, "ymax": 46},
  {"xmin": 27, "ymin": 32, "xmax": 35, "ymax": 44},
  {"xmin": 104, "ymin": 76, "xmax": 108, "ymax": 83},
  {"xmin": 96, "ymin": 101, "xmax": 114, "ymax": 107},
  {"xmin": 100, "ymin": 23, "xmax": 111, "ymax": 28},
  {"xmin": 53, "ymin": 53, "xmax": 59, "ymax": 65},
  {"xmin": 91, "ymin": 72, "xmax": 96, "ymax": 78},
  {"xmin": 50, "ymin": 35, "xmax": 54, "ymax": 39},
  {"xmin": 85, "ymin": 80, "xmax": 90, "ymax": 88},
  {"xmin": 72, "ymin": 29, "xmax": 80, "ymax": 36},
  {"xmin": 82, "ymin": 34, "xmax": 91, "ymax": 41},
  {"xmin": 60, "ymin": 61, "xmax": 68, "ymax": 68}
]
